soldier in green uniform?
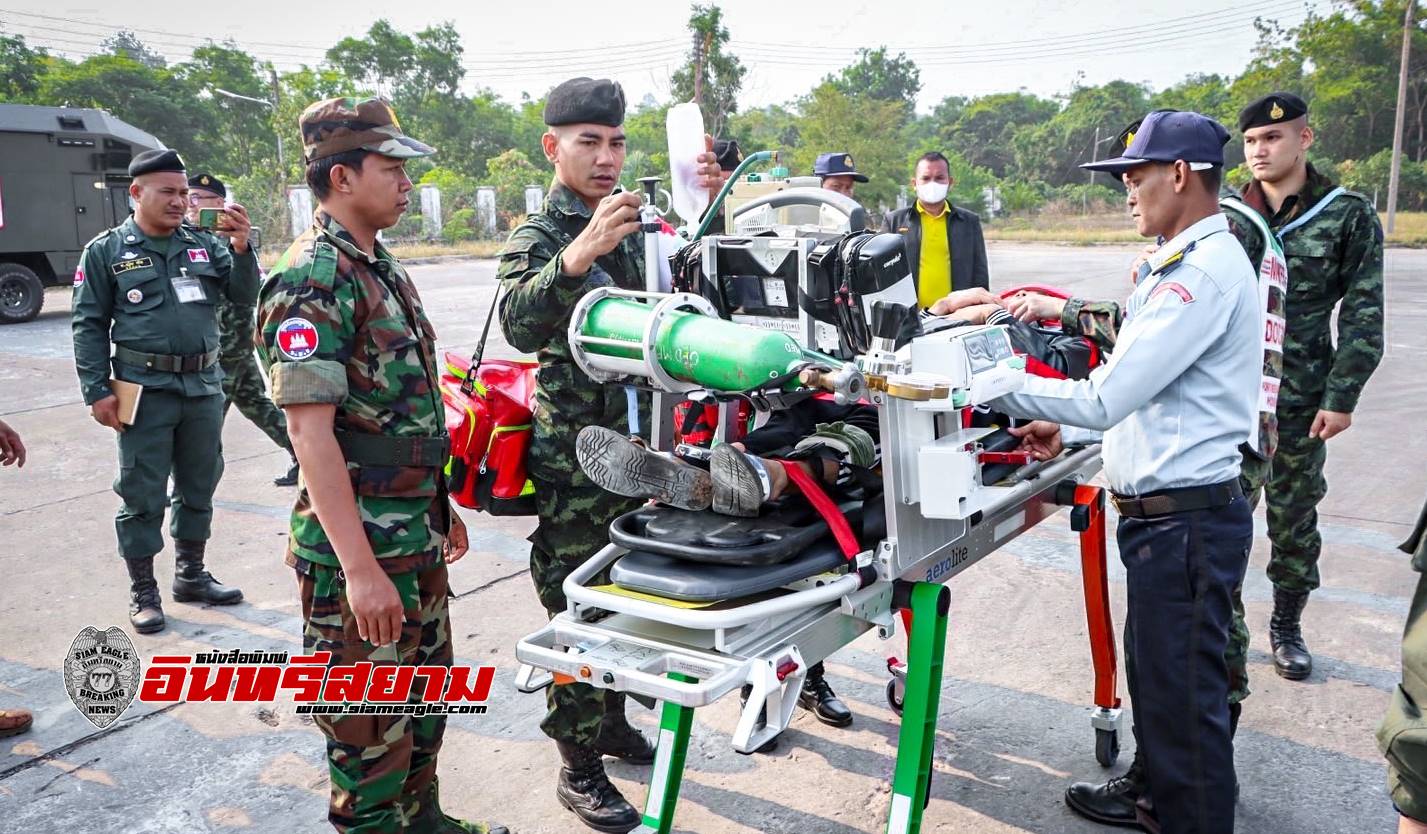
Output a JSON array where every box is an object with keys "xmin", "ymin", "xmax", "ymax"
[
  {"xmin": 1379, "ymin": 495, "xmax": 1427, "ymax": 834},
  {"xmin": 256, "ymin": 97, "xmax": 506, "ymax": 834},
  {"xmin": 186, "ymin": 173, "xmax": 299, "ymax": 486},
  {"xmin": 72, "ymin": 149, "xmax": 252, "ymax": 635},
  {"xmin": 496, "ymin": 76, "xmax": 721, "ymax": 833},
  {"xmin": 1237, "ymin": 92, "xmax": 1384, "ymax": 681},
  {"xmin": 1000, "ymin": 115, "xmax": 1289, "ymax": 826}
]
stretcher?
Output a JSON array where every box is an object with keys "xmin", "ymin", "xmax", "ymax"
[{"xmin": 514, "ymin": 186, "xmax": 1122, "ymax": 834}]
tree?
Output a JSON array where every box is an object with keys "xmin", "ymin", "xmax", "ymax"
[
  {"xmin": 102, "ymin": 31, "xmax": 166, "ymax": 70},
  {"xmin": 1012, "ymin": 80, "xmax": 1151, "ymax": 186},
  {"xmin": 727, "ymin": 104, "xmax": 800, "ymax": 157},
  {"xmin": 482, "ymin": 148, "xmax": 546, "ymax": 229},
  {"xmin": 946, "ymin": 92, "xmax": 1059, "ymax": 176},
  {"xmin": 173, "ymin": 43, "xmax": 274, "ymax": 178},
  {"xmin": 0, "ymin": 32, "xmax": 49, "ymax": 103},
  {"xmin": 326, "ymin": 20, "xmax": 415, "ymax": 100},
  {"xmin": 670, "ymin": 4, "xmax": 745, "ymax": 138},
  {"xmin": 824, "ymin": 47, "xmax": 921, "ymax": 116},
  {"xmin": 793, "ymin": 82, "xmax": 910, "ymax": 209},
  {"xmin": 41, "ymin": 55, "xmax": 200, "ymax": 159}
]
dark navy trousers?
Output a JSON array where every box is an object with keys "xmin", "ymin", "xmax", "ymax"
[{"xmin": 1119, "ymin": 492, "xmax": 1252, "ymax": 834}]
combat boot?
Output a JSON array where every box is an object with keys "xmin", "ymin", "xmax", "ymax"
[
  {"xmin": 125, "ymin": 557, "xmax": 165, "ymax": 634},
  {"xmin": 555, "ymin": 740, "xmax": 640, "ymax": 833},
  {"xmin": 594, "ymin": 696, "xmax": 656, "ymax": 764},
  {"xmin": 172, "ymin": 539, "xmax": 244, "ymax": 605},
  {"xmin": 273, "ymin": 454, "xmax": 299, "ymax": 487},
  {"xmin": 406, "ymin": 777, "xmax": 509, "ymax": 834},
  {"xmin": 1064, "ymin": 747, "xmax": 1146, "ymax": 828},
  {"xmin": 1269, "ymin": 587, "xmax": 1312, "ymax": 680}
]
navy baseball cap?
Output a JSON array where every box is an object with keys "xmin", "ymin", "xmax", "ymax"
[
  {"xmin": 1082, "ymin": 110, "xmax": 1230, "ymax": 176},
  {"xmin": 813, "ymin": 151, "xmax": 869, "ymax": 182}
]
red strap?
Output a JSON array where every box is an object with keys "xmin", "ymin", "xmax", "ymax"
[
  {"xmin": 779, "ymin": 460, "xmax": 860, "ymax": 560},
  {"xmin": 1023, "ymin": 354, "xmax": 1069, "ymax": 380}
]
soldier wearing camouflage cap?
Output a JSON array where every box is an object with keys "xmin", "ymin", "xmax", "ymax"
[
  {"xmin": 255, "ymin": 96, "xmax": 506, "ymax": 834},
  {"xmin": 1237, "ymin": 91, "xmax": 1384, "ymax": 682},
  {"xmin": 495, "ymin": 76, "xmax": 722, "ymax": 833}
]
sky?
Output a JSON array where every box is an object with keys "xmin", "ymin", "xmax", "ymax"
[{"xmin": 0, "ymin": 0, "xmax": 1324, "ymax": 112}]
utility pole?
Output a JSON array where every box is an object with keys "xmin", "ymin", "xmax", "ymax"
[{"xmin": 1388, "ymin": 0, "xmax": 1415, "ymax": 234}]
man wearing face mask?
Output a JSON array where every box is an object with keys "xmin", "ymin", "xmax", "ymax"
[{"xmin": 882, "ymin": 151, "xmax": 990, "ymax": 308}]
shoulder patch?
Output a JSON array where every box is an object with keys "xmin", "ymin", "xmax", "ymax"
[
  {"xmin": 276, "ymin": 318, "xmax": 320, "ymax": 360},
  {"xmin": 1149, "ymin": 281, "xmax": 1194, "ymax": 304}
]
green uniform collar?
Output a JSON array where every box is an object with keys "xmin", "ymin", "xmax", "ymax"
[
  {"xmin": 314, "ymin": 210, "xmax": 393, "ymax": 266},
  {"xmin": 1241, "ymin": 163, "xmax": 1339, "ymax": 229},
  {"xmin": 117, "ymin": 215, "xmax": 200, "ymax": 255},
  {"xmin": 545, "ymin": 179, "xmax": 623, "ymax": 221}
]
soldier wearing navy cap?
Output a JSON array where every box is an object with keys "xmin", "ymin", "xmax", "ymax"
[
  {"xmin": 992, "ymin": 110, "xmax": 1258, "ymax": 834},
  {"xmin": 813, "ymin": 150, "xmax": 868, "ymax": 199},
  {"xmin": 71, "ymin": 148, "xmax": 258, "ymax": 634},
  {"xmin": 184, "ymin": 174, "xmax": 300, "ymax": 487},
  {"xmin": 496, "ymin": 77, "xmax": 724, "ymax": 833},
  {"xmin": 1236, "ymin": 92, "xmax": 1384, "ymax": 684}
]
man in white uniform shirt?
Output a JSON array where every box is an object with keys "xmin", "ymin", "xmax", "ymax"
[{"xmin": 998, "ymin": 110, "xmax": 1259, "ymax": 834}]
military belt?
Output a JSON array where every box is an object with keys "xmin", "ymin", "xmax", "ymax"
[
  {"xmin": 1111, "ymin": 479, "xmax": 1242, "ymax": 519},
  {"xmin": 335, "ymin": 430, "xmax": 450, "ymax": 468},
  {"xmin": 114, "ymin": 346, "xmax": 220, "ymax": 373}
]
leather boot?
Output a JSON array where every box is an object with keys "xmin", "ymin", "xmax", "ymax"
[
  {"xmin": 1269, "ymin": 587, "xmax": 1312, "ymax": 680},
  {"xmin": 125, "ymin": 557, "xmax": 166, "ymax": 634},
  {"xmin": 594, "ymin": 695, "xmax": 656, "ymax": 764},
  {"xmin": 407, "ymin": 776, "xmax": 509, "ymax": 834},
  {"xmin": 798, "ymin": 667, "xmax": 853, "ymax": 727},
  {"xmin": 172, "ymin": 539, "xmax": 244, "ymax": 605},
  {"xmin": 555, "ymin": 741, "xmax": 640, "ymax": 833},
  {"xmin": 273, "ymin": 454, "xmax": 299, "ymax": 487},
  {"xmin": 1064, "ymin": 747, "xmax": 1145, "ymax": 828}
]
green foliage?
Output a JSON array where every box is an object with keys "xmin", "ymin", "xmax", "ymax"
[
  {"xmin": 670, "ymin": 4, "xmax": 745, "ymax": 137},
  {"xmin": 1338, "ymin": 149, "xmax": 1427, "ymax": 210},
  {"xmin": 792, "ymin": 83, "xmax": 911, "ymax": 209},
  {"xmin": 943, "ymin": 93, "xmax": 1059, "ymax": 176},
  {"xmin": 442, "ymin": 208, "xmax": 478, "ymax": 243},
  {"xmin": 824, "ymin": 47, "xmax": 921, "ymax": 117},
  {"xmin": 482, "ymin": 149, "xmax": 545, "ymax": 229},
  {"xmin": 0, "ymin": 33, "xmax": 48, "ymax": 102}
]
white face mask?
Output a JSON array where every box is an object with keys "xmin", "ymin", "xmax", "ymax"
[{"xmin": 916, "ymin": 181, "xmax": 949, "ymax": 205}]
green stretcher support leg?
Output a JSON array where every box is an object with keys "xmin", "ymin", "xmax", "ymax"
[
  {"xmin": 636, "ymin": 672, "xmax": 697, "ymax": 834},
  {"xmin": 886, "ymin": 582, "xmax": 951, "ymax": 834}
]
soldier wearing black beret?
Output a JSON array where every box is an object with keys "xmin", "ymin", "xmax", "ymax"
[
  {"xmin": 495, "ymin": 79, "xmax": 724, "ymax": 832},
  {"xmin": 187, "ymin": 173, "xmax": 227, "ymax": 200},
  {"xmin": 127, "ymin": 148, "xmax": 185, "ymax": 177},
  {"xmin": 1238, "ymin": 91, "xmax": 1308, "ymax": 132}
]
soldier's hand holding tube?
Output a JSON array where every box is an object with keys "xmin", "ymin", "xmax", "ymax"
[
  {"xmin": 563, "ymin": 191, "xmax": 644, "ymax": 277},
  {"xmin": 91, "ymin": 395, "xmax": 124, "ymax": 433},
  {"xmin": 1009, "ymin": 421, "xmax": 1063, "ymax": 461},
  {"xmin": 346, "ymin": 564, "xmax": 405, "ymax": 647},
  {"xmin": 697, "ymin": 133, "xmax": 726, "ymax": 198},
  {"xmin": 222, "ymin": 203, "xmax": 253, "ymax": 254}
]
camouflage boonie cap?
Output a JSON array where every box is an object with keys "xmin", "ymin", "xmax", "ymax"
[{"xmin": 299, "ymin": 97, "xmax": 435, "ymax": 163}]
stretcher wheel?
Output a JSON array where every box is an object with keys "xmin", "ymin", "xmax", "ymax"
[
  {"xmin": 885, "ymin": 679, "xmax": 905, "ymax": 716},
  {"xmin": 1095, "ymin": 727, "xmax": 1120, "ymax": 767}
]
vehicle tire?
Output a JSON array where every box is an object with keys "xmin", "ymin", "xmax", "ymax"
[{"xmin": 0, "ymin": 262, "xmax": 44, "ymax": 324}]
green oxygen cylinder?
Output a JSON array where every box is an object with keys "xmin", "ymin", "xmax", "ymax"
[{"xmin": 579, "ymin": 297, "xmax": 832, "ymax": 392}]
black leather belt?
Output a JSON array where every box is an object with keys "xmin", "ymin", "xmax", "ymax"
[
  {"xmin": 335, "ymin": 430, "xmax": 450, "ymax": 468},
  {"xmin": 114, "ymin": 346, "xmax": 220, "ymax": 373},
  {"xmin": 1111, "ymin": 479, "xmax": 1242, "ymax": 519}
]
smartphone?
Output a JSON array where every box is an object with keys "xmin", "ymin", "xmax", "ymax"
[{"xmin": 197, "ymin": 208, "xmax": 222, "ymax": 230}]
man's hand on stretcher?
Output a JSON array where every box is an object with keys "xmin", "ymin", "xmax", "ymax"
[{"xmin": 1009, "ymin": 421, "xmax": 1064, "ymax": 461}]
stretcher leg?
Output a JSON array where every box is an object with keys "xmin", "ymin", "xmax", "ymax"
[
  {"xmin": 635, "ymin": 673, "xmax": 698, "ymax": 834},
  {"xmin": 1072, "ymin": 484, "xmax": 1123, "ymax": 766},
  {"xmin": 885, "ymin": 582, "xmax": 950, "ymax": 834}
]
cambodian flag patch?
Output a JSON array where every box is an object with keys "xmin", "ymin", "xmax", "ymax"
[
  {"xmin": 277, "ymin": 318, "xmax": 319, "ymax": 360},
  {"xmin": 187, "ymin": 248, "xmax": 210, "ymax": 263}
]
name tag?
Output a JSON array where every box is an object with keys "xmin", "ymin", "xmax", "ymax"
[
  {"xmin": 171, "ymin": 275, "xmax": 206, "ymax": 303},
  {"xmin": 111, "ymin": 257, "xmax": 153, "ymax": 275}
]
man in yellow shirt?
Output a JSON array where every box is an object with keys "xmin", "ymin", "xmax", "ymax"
[{"xmin": 882, "ymin": 152, "xmax": 990, "ymax": 307}]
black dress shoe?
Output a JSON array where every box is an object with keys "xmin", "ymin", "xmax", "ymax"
[
  {"xmin": 798, "ymin": 669, "xmax": 853, "ymax": 727},
  {"xmin": 1064, "ymin": 750, "xmax": 1146, "ymax": 829}
]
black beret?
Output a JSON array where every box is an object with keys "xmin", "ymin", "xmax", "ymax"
[
  {"xmin": 712, "ymin": 139, "xmax": 743, "ymax": 172},
  {"xmin": 187, "ymin": 173, "xmax": 226, "ymax": 198},
  {"xmin": 544, "ymin": 77, "xmax": 625, "ymax": 127},
  {"xmin": 128, "ymin": 149, "xmax": 185, "ymax": 177},
  {"xmin": 1238, "ymin": 92, "xmax": 1308, "ymax": 132}
]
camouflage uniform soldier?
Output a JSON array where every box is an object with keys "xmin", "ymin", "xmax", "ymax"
[
  {"xmin": 1237, "ymin": 93, "xmax": 1384, "ymax": 682},
  {"xmin": 72, "ymin": 149, "xmax": 252, "ymax": 635},
  {"xmin": 496, "ymin": 76, "xmax": 723, "ymax": 833},
  {"xmin": 256, "ymin": 97, "xmax": 505, "ymax": 834},
  {"xmin": 186, "ymin": 173, "xmax": 299, "ymax": 486},
  {"xmin": 1378, "ymin": 495, "xmax": 1427, "ymax": 834},
  {"xmin": 1006, "ymin": 159, "xmax": 1286, "ymax": 826}
]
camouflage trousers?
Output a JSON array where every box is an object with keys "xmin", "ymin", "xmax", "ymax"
[
  {"xmin": 298, "ymin": 563, "xmax": 452, "ymax": 834},
  {"xmin": 1264, "ymin": 406, "xmax": 1328, "ymax": 594},
  {"xmin": 529, "ymin": 475, "xmax": 640, "ymax": 747},
  {"xmin": 220, "ymin": 353, "xmax": 292, "ymax": 453}
]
